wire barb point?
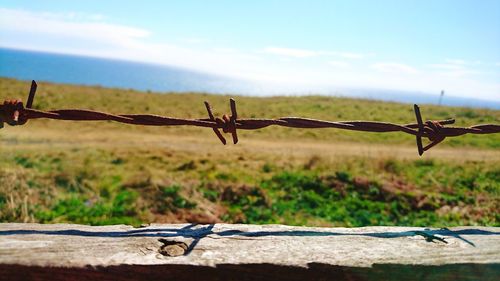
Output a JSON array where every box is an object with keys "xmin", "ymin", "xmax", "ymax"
[
  {"xmin": 27, "ymin": 80, "xmax": 37, "ymax": 109},
  {"xmin": 228, "ymin": 98, "xmax": 238, "ymax": 144},
  {"xmin": 204, "ymin": 101, "xmax": 226, "ymax": 145},
  {"xmin": 413, "ymin": 104, "xmax": 425, "ymax": 156}
]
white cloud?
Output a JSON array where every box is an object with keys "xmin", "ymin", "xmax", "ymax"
[
  {"xmin": 37, "ymin": 11, "xmax": 106, "ymax": 22},
  {"xmin": 262, "ymin": 48, "xmax": 370, "ymax": 60},
  {"xmin": 182, "ymin": 37, "xmax": 207, "ymax": 44},
  {"xmin": 262, "ymin": 47, "xmax": 317, "ymax": 58},
  {"xmin": 320, "ymin": 51, "xmax": 371, "ymax": 59},
  {"xmin": 336, "ymin": 52, "xmax": 366, "ymax": 59},
  {"xmin": 429, "ymin": 63, "xmax": 463, "ymax": 70},
  {"xmin": 436, "ymin": 69, "xmax": 479, "ymax": 78},
  {"xmin": 371, "ymin": 63, "xmax": 419, "ymax": 74},
  {"xmin": 428, "ymin": 60, "xmax": 482, "ymax": 78},
  {"xmin": 0, "ymin": 8, "xmax": 149, "ymax": 49},
  {"xmin": 212, "ymin": 47, "xmax": 237, "ymax": 53},
  {"xmin": 328, "ymin": 61, "xmax": 350, "ymax": 68},
  {"xmin": 445, "ymin": 58, "xmax": 466, "ymax": 65}
]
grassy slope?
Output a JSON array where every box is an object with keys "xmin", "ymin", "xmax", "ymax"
[{"xmin": 0, "ymin": 78, "xmax": 499, "ymax": 226}]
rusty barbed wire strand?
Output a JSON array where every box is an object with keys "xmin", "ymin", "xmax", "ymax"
[{"xmin": 1, "ymin": 80, "xmax": 499, "ymax": 155}]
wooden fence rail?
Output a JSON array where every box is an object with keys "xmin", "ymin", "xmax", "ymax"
[{"xmin": 0, "ymin": 223, "xmax": 499, "ymax": 280}]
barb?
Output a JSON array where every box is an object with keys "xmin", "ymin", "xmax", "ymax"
[{"xmin": 1, "ymin": 81, "xmax": 499, "ymax": 155}]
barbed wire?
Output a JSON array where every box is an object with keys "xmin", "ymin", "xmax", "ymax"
[{"xmin": 1, "ymin": 80, "xmax": 499, "ymax": 155}]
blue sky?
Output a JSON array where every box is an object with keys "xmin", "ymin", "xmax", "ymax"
[{"xmin": 1, "ymin": 0, "xmax": 499, "ymax": 99}]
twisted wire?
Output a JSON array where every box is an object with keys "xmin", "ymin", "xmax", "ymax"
[{"xmin": 1, "ymin": 80, "xmax": 498, "ymax": 155}]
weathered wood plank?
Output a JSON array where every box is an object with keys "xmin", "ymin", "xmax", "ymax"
[{"xmin": 0, "ymin": 223, "xmax": 499, "ymax": 280}]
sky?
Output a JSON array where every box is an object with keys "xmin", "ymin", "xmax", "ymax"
[{"xmin": 0, "ymin": 0, "xmax": 499, "ymax": 100}]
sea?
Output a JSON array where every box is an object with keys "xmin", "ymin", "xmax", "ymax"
[{"xmin": 1, "ymin": 47, "xmax": 498, "ymax": 109}]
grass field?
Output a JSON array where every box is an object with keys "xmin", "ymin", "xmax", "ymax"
[{"xmin": 1, "ymin": 77, "xmax": 499, "ymax": 227}]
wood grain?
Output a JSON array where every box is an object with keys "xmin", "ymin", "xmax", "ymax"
[{"xmin": 0, "ymin": 223, "xmax": 499, "ymax": 280}]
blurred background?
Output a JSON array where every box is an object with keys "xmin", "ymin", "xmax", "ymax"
[{"xmin": 0, "ymin": 0, "xmax": 499, "ymax": 226}]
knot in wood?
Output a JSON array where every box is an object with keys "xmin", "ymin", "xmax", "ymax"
[{"xmin": 158, "ymin": 239, "xmax": 188, "ymax": 257}]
